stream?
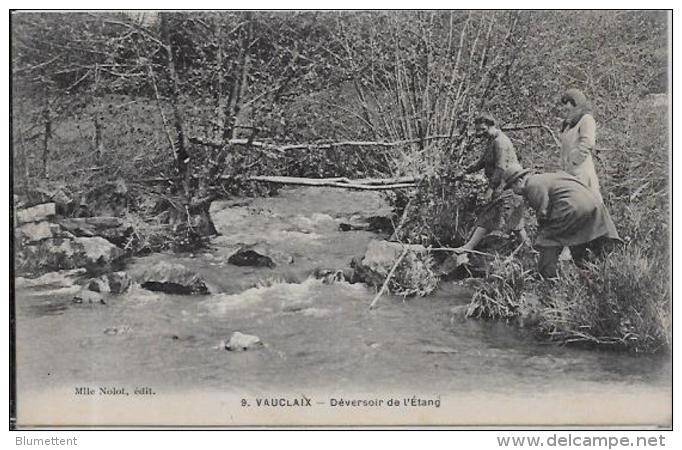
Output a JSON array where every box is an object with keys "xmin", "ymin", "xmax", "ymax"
[{"xmin": 14, "ymin": 187, "xmax": 671, "ymax": 425}]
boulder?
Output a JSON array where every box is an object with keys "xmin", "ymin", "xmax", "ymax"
[
  {"xmin": 228, "ymin": 248, "xmax": 276, "ymax": 268},
  {"xmin": 313, "ymin": 268, "xmax": 357, "ymax": 284},
  {"xmin": 352, "ymin": 240, "xmax": 426, "ymax": 286},
  {"xmin": 75, "ymin": 237, "xmax": 126, "ymax": 270},
  {"xmin": 225, "ymin": 332, "xmax": 262, "ymax": 351},
  {"xmin": 16, "ymin": 221, "xmax": 63, "ymax": 243},
  {"xmin": 361, "ymin": 240, "xmax": 427, "ymax": 273},
  {"xmin": 139, "ymin": 261, "xmax": 210, "ymax": 295},
  {"xmin": 17, "ymin": 236, "xmax": 125, "ymax": 275},
  {"xmin": 87, "ymin": 277, "xmax": 110, "ymax": 293},
  {"xmin": 56, "ymin": 217, "xmax": 133, "ymax": 247},
  {"xmin": 339, "ymin": 215, "xmax": 394, "ymax": 233},
  {"xmin": 87, "ymin": 272, "xmax": 131, "ymax": 294},
  {"xmin": 73, "ymin": 289, "xmax": 106, "ymax": 305},
  {"xmin": 16, "ymin": 203, "xmax": 56, "ymax": 224},
  {"xmin": 106, "ymin": 271, "xmax": 132, "ymax": 294},
  {"xmin": 15, "ymin": 268, "xmax": 86, "ymax": 289}
]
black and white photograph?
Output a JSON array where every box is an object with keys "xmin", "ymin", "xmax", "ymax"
[{"xmin": 9, "ymin": 9, "xmax": 671, "ymax": 428}]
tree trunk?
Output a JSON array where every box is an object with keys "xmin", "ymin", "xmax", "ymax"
[
  {"xmin": 17, "ymin": 118, "xmax": 31, "ymax": 194},
  {"xmin": 192, "ymin": 202, "xmax": 218, "ymax": 237},
  {"xmin": 94, "ymin": 113, "xmax": 103, "ymax": 159},
  {"xmin": 159, "ymin": 12, "xmax": 191, "ymax": 200},
  {"xmin": 41, "ymin": 95, "xmax": 51, "ymax": 179}
]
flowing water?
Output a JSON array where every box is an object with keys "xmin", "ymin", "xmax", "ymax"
[{"xmin": 14, "ymin": 187, "xmax": 671, "ymax": 425}]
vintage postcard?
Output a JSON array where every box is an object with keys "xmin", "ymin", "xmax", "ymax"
[{"xmin": 10, "ymin": 9, "xmax": 671, "ymax": 428}]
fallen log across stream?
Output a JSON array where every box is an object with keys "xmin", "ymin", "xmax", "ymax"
[
  {"xmin": 247, "ymin": 175, "xmax": 420, "ymax": 190},
  {"xmin": 246, "ymin": 173, "xmax": 468, "ymax": 190}
]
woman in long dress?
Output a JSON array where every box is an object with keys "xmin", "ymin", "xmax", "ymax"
[
  {"xmin": 559, "ymin": 88, "xmax": 603, "ymax": 203},
  {"xmin": 503, "ymin": 167, "xmax": 620, "ymax": 278}
]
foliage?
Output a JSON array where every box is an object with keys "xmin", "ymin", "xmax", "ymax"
[
  {"xmin": 390, "ymin": 251, "xmax": 439, "ymax": 297},
  {"xmin": 535, "ymin": 246, "xmax": 670, "ymax": 353},
  {"xmin": 466, "ymin": 253, "xmax": 536, "ymax": 320},
  {"xmin": 11, "ymin": 12, "xmax": 671, "ymax": 353}
]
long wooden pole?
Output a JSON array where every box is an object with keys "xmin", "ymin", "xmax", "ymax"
[{"xmin": 369, "ymin": 246, "xmax": 409, "ymax": 310}]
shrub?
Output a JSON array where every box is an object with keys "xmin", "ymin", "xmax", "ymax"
[
  {"xmin": 466, "ymin": 253, "xmax": 536, "ymax": 320},
  {"xmin": 535, "ymin": 245, "xmax": 670, "ymax": 353},
  {"xmin": 390, "ymin": 250, "xmax": 439, "ymax": 297}
]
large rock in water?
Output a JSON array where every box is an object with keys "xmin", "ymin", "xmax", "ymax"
[
  {"xmin": 352, "ymin": 240, "xmax": 427, "ymax": 287},
  {"xmin": 227, "ymin": 248, "xmax": 276, "ymax": 268},
  {"xmin": 339, "ymin": 215, "xmax": 394, "ymax": 233},
  {"xmin": 86, "ymin": 271, "xmax": 132, "ymax": 294},
  {"xmin": 18, "ymin": 236, "xmax": 125, "ymax": 274},
  {"xmin": 57, "ymin": 217, "xmax": 133, "ymax": 247},
  {"xmin": 351, "ymin": 240, "xmax": 426, "ymax": 286},
  {"xmin": 139, "ymin": 262, "xmax": 210, "ymax": 295},
  {"xmin": 225, "ymin": 332, "xmax": 262, "ymax": 351}
]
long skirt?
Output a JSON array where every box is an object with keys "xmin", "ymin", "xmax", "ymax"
[{"xmin": 475, "ymin": 190, "xmax": 526, "ymax": 232}]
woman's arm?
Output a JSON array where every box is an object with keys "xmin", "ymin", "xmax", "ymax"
[
  {"xmin": 569, "ymin": 115, "xmax": 596, "ymax": 167},
  {"xmin": 524, "ymin": 178, "xmax": 551, "ymax": 223}
]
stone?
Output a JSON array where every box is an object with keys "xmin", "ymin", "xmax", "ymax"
[
  {"xmin": 139, "ymin": 261, "xmax": 210, "ymax": 295},
  {"xmin": 351, "ymin": 240, "xmax": 426, "ymax": 286},
  {"xmin": 313, "ymin": 268, "xmax": 356, "ymax": 284},
  {"xmin": 73, "ymin": 289, "xmax": 106, "ymax": 305},
  {"xmin": 339, "ymin": 215, "xmax": 393, "ymax": 233},
  {"xmin": 361, "ymin": 240, "xmax": 427, "ymax": 274},
  {"xmin": 16, "ymin": 221, "xmax": 62, "ymax": 243},
  {"xmin": 106, "ymin": 271, "xmax": 131, "ymax": 294},
  {"xmin": 16, "ymin": 203, "xmax": 56, "ymax": 224},
  {"xmin": 86, "ymin": 271, "xmax": 131, "ymax": 294},
  {"xmin": 15, "ymin": 268, "xmax": 86, "ymax": 289},
  {"xmin": 75, "ymin": 237, "xmax": 126, "ymax": 270},
  {"xmin": 56, "ymin": 217, "xmax": 133, "ymax": 247},
  {"xmin": 17, "ymin": 236, "xmax": 125, "ymax": 275},
  {"xmin": 228, "ymin": 248, "xmax": 276, "ymax": 268},
  {"xmin": 87, "ymin": 277, "xmax": 110, "ymax": 293},
  {"xmin": 225, "ymin": 332, "xmax": 262, "ymax": 351}
]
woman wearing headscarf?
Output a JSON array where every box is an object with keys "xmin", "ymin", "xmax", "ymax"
[
  {"xmin": 559, "ymin": 88, "xmax": 603, "ymax": 203},
  {"xmin": 503, "ymin": 166, "xmax": 620, "ymax": 278}
]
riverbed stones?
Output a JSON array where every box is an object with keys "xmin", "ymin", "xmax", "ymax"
[
  {"xmin": 87, "ymin": 277, "xmax": 110, "ymax": 293},
  {"xmin": 352, "ymin": 239, "xmax": 427, "ymax": 287},
  {"xmin": 225, "ymin": 332, "xmax": 262, "ymax": 351},
  {"xmin": 57, "ymin": 217, "xmax": 133, "ymax": 247},
  {"xmin": 228, "ymin": 248, "xmax": 276, "ymax": 268},
  {"xmin": 16, "ymin": 221, "xmax": 63, "ymax": 243},
  {"xmin": 73, "ymin": 289, "xmax": 106, "ymax": 305},
  {"xmin": 16, "ymin": 203, "xmax": 56, "ymax": 224},
  {"xmin": 86, "ymin": 272, "xmax": 131, "ymax": 294},
  {"xmin": 139, "ymin": 261, "xmax": 210, "ymax": 295},
  {"xmin": 106, "ymin": 271, "xmax": 132, "ymax": 294},
  {"xmin": 17, "ymin": 236, "xmax": 125, "ymax": 275},
  {"xmin": 75, "ymin": 237, "xmax": 126, "ymax": 270},
  {"xmin": 339, "ymin": 215, "xmax": 394, "ymax": 233}
]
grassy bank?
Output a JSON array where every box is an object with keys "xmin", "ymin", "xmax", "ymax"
[{"xmin": 464, "ymin": 97, "xmax": 670, "ymax": 354}]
